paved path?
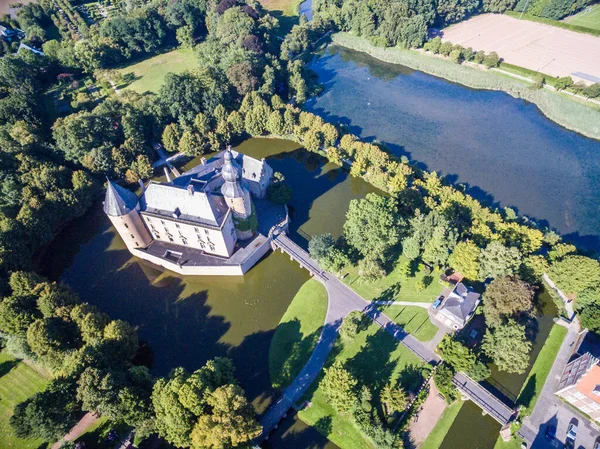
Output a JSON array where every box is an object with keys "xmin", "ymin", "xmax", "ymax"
[
  {"xmin": 257, "ymin": 238, "xmax": 440, "ymax": 443},
  {"xmin": 51, "ymin": 411, "xmax": 99, "ymax": 449},
  {"xmin": 372, "ymin": 300, "xmax": 431, "ymax": 309}
]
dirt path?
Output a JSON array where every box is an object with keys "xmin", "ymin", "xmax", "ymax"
[
  {"xmin": 51, "ymin": 411, "xmax": 99, "ymax": 449},
  {"xmin": 408, "ymin": 379, "xmax": 447, "ymax": 447}
]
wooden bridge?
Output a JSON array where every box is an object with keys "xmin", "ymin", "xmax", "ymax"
[{"xmin": 452, "ymin": 372, "xmax": 518, "ymax": 426}]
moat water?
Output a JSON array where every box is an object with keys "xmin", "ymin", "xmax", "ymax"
[
  {"xmin": 41, "ymin": 138, "xmax": 378, "ymax": 449},
  {"xmin": 306, "ymin": 45, "xmax": 600, "ymax": 253}
]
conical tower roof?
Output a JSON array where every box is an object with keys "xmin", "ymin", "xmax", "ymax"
[
  {"xmin": 221, "ymin": 149, "xmax": 246, "ymax": 198},
  {"xmin": 103, "ymin": 180, "xmax": 138, "ymax": 216}
]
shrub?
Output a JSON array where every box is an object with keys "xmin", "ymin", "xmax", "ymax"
[
  {"xmin": 554, "ymin": 76, "xmax": 574, "ymax": 91},
  {"xmin": 434, "ymin": 364, "xmax": 458, "ymax": 403},
  {"xmin": 582, "ymin": 83, "xmax": 600, "ymax": 99},
  {"xmin": 483, "ymin": 51, "xmax": 500, "ymax": 68},
  {"xmin": 449, "ymin": 49, "xmax": 462, "ymax": 64},
  {"xmin": 532, "ymin": 74, "xmax": 545, "ymax": 89},
  {"xmin": 462, "ymin": 47, "xmax": 474, "ymax": 61},
  {"xmin": 473, "ymin": 50, "xmax": 485, "ymax": 64},
  {"xmin": 426, "ymin": 36, "xmax": 442, "ymax": 54},
  {"xmin": 439, "ymin": 41, "xmax": 453, "ymax": 56}
]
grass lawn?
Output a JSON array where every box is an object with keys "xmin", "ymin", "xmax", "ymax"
[
  {"xmin": 0, "ymin": 352, "xmax": 50, "ymax": 449},
  {"xmin": 297, "ymin": 318, "xmax": 428, "ymax": 449},
  {"xmin": 376, "ymin": 305, "xmax": 438, "ymax": 342},
  {"xmin": 259, "ymin": 0, "xmax": 304, "ymax": 36},
  {"xmin": 419, "ymin": 401, "xmax": 463, "ymax": 449},
  {"xmin": 269, "ymin": 279, "xmax": 328, "ymax": 389},
  {"xmin": 344, "ymin": 255, "xmax": 447, "ymax": 303},
  {"xmin": 117, "ymin": 48, "xmax": 198, "ymax": 94},
  {"xmin": 516, "ymin": 324, "xmax": 568, "ymax": 414},
  {"xmin": 564, "ymin": 4, "xmax": 600, "ymax": 31}
]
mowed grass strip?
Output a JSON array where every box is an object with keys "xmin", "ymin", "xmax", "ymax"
[
  {"xmin": 117, "ymin": 47, "xmax": 198, "ymax": 94},
  {"xmin": 344, "ymin": 255, "xmax": 445, "ymax": 303},
  {"xmin": 269, "ymin": 279, "xmax": 328, "ymax": 389},
  {"xmin": 564, "ymin": 4, "xmax": 600, "ymax": 31},
  {"xmin": 376, "ymin": 305, "xmax": 438, "ymax": 342},
  {"xmin": 419, "ymin": 401, "xmax": 463, "ymax": 449},
  {"xmin": 297, "ymin": 317, "xmax": 426, "ymax": 449},
  {"xmin": 516, "ymin": 324, "xmax": 568, "ymax": 414},
  {"xmin": 0, "ymin": 352, "xmax": 50, "ymax": 449}
]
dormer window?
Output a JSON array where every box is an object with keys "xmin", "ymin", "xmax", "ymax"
[
  {"xmin": 172, "ymin": 208, "xmax": 181, "ymax": 219},
  {"xmin": 593, "ymin": 385, "xmax": 600, "ymax": 396}
]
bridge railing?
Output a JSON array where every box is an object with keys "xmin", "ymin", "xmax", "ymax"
[{"xmin": 453, "ymin": 374, "xmax": 514, "ymax": 425}]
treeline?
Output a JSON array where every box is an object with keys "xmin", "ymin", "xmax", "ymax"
[
  {"xmin": 514, "ymin": 0, "xmax": 595, "ymax": 20},
  {"xmin": 310, "ymin": 0, "xmax": 520, "ymax": 50},
  {"xmin": 0, "ymin": 271, "xmax": 260, "ymax": 448}
]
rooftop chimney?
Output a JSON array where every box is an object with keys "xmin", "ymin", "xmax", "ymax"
[
  {"xmin": 187, "ymin": 184, "xmax": 194, "ymax": 195},
  {"xmin": 201, "ymin": 157, "xmax": 207, "ymax": 165}
]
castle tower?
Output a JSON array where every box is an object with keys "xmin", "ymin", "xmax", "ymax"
[
  {"xmin": 104, "ymin": 180, "xmax": 153, "ymax": 251},
  {"xmin": 221, "ymin": 149, "xmax": 252, "ymax": 219}
]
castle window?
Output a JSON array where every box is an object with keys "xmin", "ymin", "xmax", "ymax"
[
  {"xmin": 209, "ymin": 244, "xmax": 215, "ymax": 251},
  {"xmin": 175, "ymin": 223, "xmax": 180, "ymax": 229},
  {"xmin": 135, "ymin": 242, "xmax": 138, "ymax": 246},
  {"xmin": 204, "ymin": 229, "xmax": 209, "ymax": 235},
  {"xmin": 168, "ymin": 236, "xmax": 174, "ymax": 242},
  {"xmin": 124, "ymin": 223, "xmax": 129, "ymax": 229},
  {"xmin": 160, "ymin": 220, "xmax": 165, "ymax": 225},
  {"xmin": 154, "ymin": 234, "xmax": 160, "ymax": 239},
  {"xmin": 130, "ymin": 234, "xmax": 135, "ymax": 239},
  {"xmin": 194, "ymin": 227, "xmax": 199, "ymax": 232},
  {"xmin": 181, "ymin": 237, "xmax": 188, "ymax": 245}
]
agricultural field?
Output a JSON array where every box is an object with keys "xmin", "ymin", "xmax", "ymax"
[
  {"xmin": 0, "ymin": 352, "xmax": 50, "ymax": 449},
  {"xmin": 564, "ymin": 3, "xmax": 600, "ymax": 31},
  {"xmin": 117, "ymin": 48, "xmax": 198, "ymax": 93}
]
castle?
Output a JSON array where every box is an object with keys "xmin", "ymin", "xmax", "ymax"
[{"xmin": 103, "ymin": 147, "xmax": 286, "ymax": 276}]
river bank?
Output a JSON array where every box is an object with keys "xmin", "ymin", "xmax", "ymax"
[{"xmin": 330, "ymin": 32, "xmax": 600, "ymax": 141}]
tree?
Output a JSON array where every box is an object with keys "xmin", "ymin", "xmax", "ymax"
[
  {"xmin": 357, "ymin": 255, "xmax": 386, "ymax": 283},
  {"xmin": 478, "ymin": 241, "xmax": 522, "ymax": 280},
  {"xmin": 438, "ymin": 336, "xmax": 490, "ymax": 381},
  {"xmin": 482, "ymin": 276, "xmax": 535, "ymax": 327},
  {"xmin": 162, "ymin": 123, "xmax": 181, "ymax": 153},
  {"xmin": 27, "ymin": 317, "xmax": 80, "ymax": 367},
  {"xmin": 548, "ymin": 255, "xmax": 600, "ymax": 296},
  {"xmin": 439, "ymin": 41, "xmax": 453, "ymax": 56},
  {"xmin": 554, "ymin": 76, "xmax": 574, "ymax": 91},
  {"xmin": 77, "ymin": 366, "xmax": 123, "ymax": 417},
  {"xmin": 582, "ymin": 83, "xmax": 600, "ymax": 99},
  {"xmin": 320, "ymin": 362, "xmax": 358, "ymax": 414},
  {"xmin": 344, "ymin": 193, "xmax": 402, "ymax": 259},
  {"xmin": 380, "ymin": 383, "xmax": 407, "ymax": 415},
  {"xmin": 0, "ymin": 295, "xmax": 40, "ymax": 335},
  {"xmin": 401, "ymin": 235, "xmax": 420, "ymax": 260},
  {"xmin": 226, "ymin": 61, "xmax": 258, "ymax": 96},
  {"xmin": 10, "ymin": 376, "xmax": 78, "ymax": 440},
  {"xmin": 483, "ymin": 51, "xmax": 500, "ymax": 68},
  {"xmin": 449, "ymin": 49, "xmax": 462, "ymax": 64},
  {"xmin": 447, "ymin": 240, "xmax": 480, "ymax": 280},
  {"xmin": 482, "ymin": 320, "xmax": 531, "ymax": 374},
  {"xmin": 308, "ymin": 233, "xmax": 336, "ymax": 262},
  {"xmin": 35, "ymin": 282, "xmax": 78, "ymax": 318},
  {"xmin": 179, "ymin": 130, "xmax": 205, "ymax": 156},
  {"xmin": 190, "ymin": 384, "xmax": 261, "ymax": 448},
  {"xmin": 103, "ymin": 319, "xmax": 138, "ymax": 360}
]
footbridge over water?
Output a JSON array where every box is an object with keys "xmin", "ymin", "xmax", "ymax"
[
  {"xmin": 270, "ymin": 231, "xmax": 328, "ymax": 281},
  {"xmin": 452, "ymin": 372, "xmax": 518, "ymax": 427}
]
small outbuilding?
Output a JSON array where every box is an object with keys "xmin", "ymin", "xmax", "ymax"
[{"xmin": 430, "ymin": 282, "xmax": 480, "ymax": 330}]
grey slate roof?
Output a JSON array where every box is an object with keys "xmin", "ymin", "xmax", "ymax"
[
  {"xmin": 103, "ymin": 181, "xmax": 139, "ymax": 217},
  {"xmin": 439, "ymin": 283, "xmax": 480, "ymax": 326},
  {"xmin": 139, "ymin": 182, "xmax": 228, "ymax": 227},
  {"xmin": 557, "ymin": 352, "xmax": 600, "ymax": 392}
]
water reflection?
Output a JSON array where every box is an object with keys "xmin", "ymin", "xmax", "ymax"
[{"xmin": 307, "ymin": 45, "xmax": 600, "ymax": 252}]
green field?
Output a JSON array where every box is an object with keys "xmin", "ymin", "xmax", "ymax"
[
  {"xmin": 344, "ymin": 255, "xmax": 447, "ymax": 303},
  {"xmin": 376, "ymin": 305, "xmax": 439, "ymax": 342},
  {"xmin": 0, "ymin": 352, "xmax": 50, "ymax": 449},
  {"xmin": 269, "ymin": 279, "xmax": 329, "ymax": 389},
  {"xmin": 118, "ymin": 48, "xmax": 198, "ymax": 94},
  {"xmin": 297, "ymin": 318, "xmax": 427, "ymax": 449},
  {"xmin": 420, "ymin": 401, "xmax": 463, "ymax": 449},
  {"xmin": 564, "ymin": 4, "xmax": 600, "ymax": 31}
]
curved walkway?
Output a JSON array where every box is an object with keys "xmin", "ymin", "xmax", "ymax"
[{"xmin": 257, "ymin": 271, "xmax": 440, "ymax": 443}]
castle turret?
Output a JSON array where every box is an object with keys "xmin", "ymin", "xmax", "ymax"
[
  {"xmin": 221, "ymin": 149, "xmax": 252, "ymax": 219},
  {"xmin": 104, "ymin": 180, "xmax": 153, "ymax": 250}
]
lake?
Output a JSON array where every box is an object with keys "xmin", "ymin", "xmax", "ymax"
[{"xmin": 306, "ymin": 45, "xmax": 600, "ymax": 252}]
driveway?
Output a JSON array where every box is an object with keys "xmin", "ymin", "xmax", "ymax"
[{"xmin": 520, "ymin": 323, "xmax": 600, "ymax": 449}]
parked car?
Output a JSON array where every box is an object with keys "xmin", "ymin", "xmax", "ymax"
[
  {"xmin": 594, "ymin": 436, "xmax": 600, "ymax": 449},
  {"xmin": 432, "ymin": 298, "xmax": 442, "ymax": 309},
  {"xmin": 565, "ymin": 421, "xmax": 577, "ymax": 449},
  {"xmin": 545, "ymin": 424, "xmax": 556, "ymax": 441}
]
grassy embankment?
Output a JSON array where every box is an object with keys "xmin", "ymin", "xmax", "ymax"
[
  {"xmin": 297, "ymin": 318, "xmax": 427, "ymax": 449},
  {"xmin": 0, "ymin": 352, "xmax": 50, "ymax": 449},
  {"xmin": 563, "ymin": 3, "xmax": 600, "ymax": 31},
  {"xmin": 330, "ymin": 32, "xmax": 600, "ymax": 141},
  {"xmin": 504, "ymin": 10, "xmax": 600, "ymax": 35},
  {"xmin": 269, "ymin": 279, "xmax": 329, "ymax": 389},
  {"xmin": 419, "ymin": 401, "xmax": 464, "ymax": 449},
  {"xmin": 117, "ymin": 47, "xmax": 198, "ymax": 94}
]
